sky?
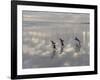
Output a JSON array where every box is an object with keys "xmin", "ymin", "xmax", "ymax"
[{"xmin": 22, "ymin": 10, "xmax": 90, "ymax": 69}]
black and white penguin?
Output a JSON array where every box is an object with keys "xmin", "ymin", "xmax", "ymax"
[
  {"xmin": 59, "ymin": 38, "xmax": 64, "ymax": 54},
  {"xmin": 74, "ymin": 37, "xmax": 81, "ymax": 52}
]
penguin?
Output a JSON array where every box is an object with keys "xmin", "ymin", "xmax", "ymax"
[
  {"xmin": 74, "ymin": 37, "xmax": 81, "ymax": 52},
  {"xmin": 50, "ymin": 40, "xmax": 56, "ymax": 50},
  {"xmin": 59, "ymin": 38, "xmax": 64, "ymax": 54},
  {"xmin": 50, "ymin": 40, "xmax": 57, "ymax": 58}
]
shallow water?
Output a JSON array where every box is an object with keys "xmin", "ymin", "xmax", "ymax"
[{"xmin": 22, "ymin": 11, "xmax": 90, "ymax": 69}]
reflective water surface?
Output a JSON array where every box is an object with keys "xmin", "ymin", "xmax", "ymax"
[{"xmin": 22, "ymin": 11, "xmax": 90, "ymax": 69}]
